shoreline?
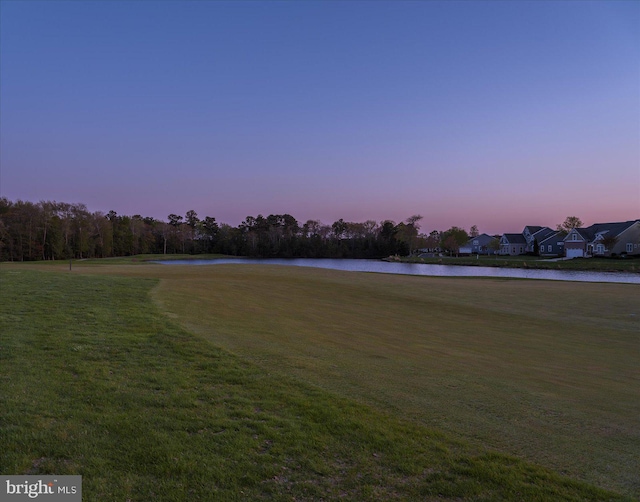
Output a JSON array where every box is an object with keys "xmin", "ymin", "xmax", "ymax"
[
  {"xmin": 2, "ymin": 253, "xmax": 639, "ymax": 275},
  {"xmin": 383, "ymin": 255, "xmax": 640, "ymax": 274}
]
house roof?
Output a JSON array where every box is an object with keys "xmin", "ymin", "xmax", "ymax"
[
  {"xmin": 523, "ymin": 226, "xmax": 544, "ymax": 234},
  {"xmin": 587, "ymin": 220, "xmax": 639, "ymax": 237},
  {"xmin": 464, "ymin": 233, "xmax": 497, "ymax": 246},
  {"xmin": 566, "ymin": 220, "xmax": 639, "ymax": 243},
  {"xmin": 568, "ymin": 228, "xmax": 592, "ymax": 241},
  {"xmin": 501, "ymin": 233, "xmax": 527, "ymax": 244},
  {"xmin": 532, "ymin": 227, "xmax": 555, "ymax": 241},
  {"xmin": 539, "ymin": 231, "xmax": 563, "ymax": 245}
]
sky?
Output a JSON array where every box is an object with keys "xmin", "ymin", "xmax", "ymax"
[{"xmin": 1, "ymin": 0, "xmax": 639, "ymax": 234}]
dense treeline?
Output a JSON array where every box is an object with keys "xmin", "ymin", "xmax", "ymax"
[{"xmin": 0, "ymin": 198, "xmax": 472, "ymax": 261}]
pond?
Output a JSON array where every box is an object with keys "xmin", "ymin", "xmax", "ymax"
[{"xmin": 154, "ymin": 258, "xmax": 640, "ymax": 284}]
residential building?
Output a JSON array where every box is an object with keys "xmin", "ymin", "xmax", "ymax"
[
  {"xmin": 499, "ymin": 233, "xmax": 527, "ymax": 255},
  {"xmin": 538, "ymin": 231, "xmax": 565, "ymax": 257},
  {"xmin": 523, "ymin": 226, "xmax": 555, "ymax": 253},
  {"xmin": 459, "ymin": 233, "xmax": 499, "ymax": 255},
  {"xmin": 563, "ymin": 220, "xmax": 640, "ymax": 258}
]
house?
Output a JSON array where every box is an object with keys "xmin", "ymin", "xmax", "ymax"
[
  {"xmin": 564, "ymin": 228, "xmax": 591, "ymax": 258},
  {"xmin": 499, "ymin": 233, "xmax": 527, "ymax": 255},
  {"xmin": 590, "ymin": 220, "xmax": 640, "ymax": 256},
  {"xmin": 563, "ymin": 220, "xmax": 640, "ymax": 258},
  {"xmin": 523, "ymin": 226, "xmax": 555, "ymax": 253},
  {"xmin": 538, "ymin": 231, "xmax": 565, "ymax": 257},
  {"xmin": 459, "ymin": 233, "xmax": 499, "ymax": 255}
]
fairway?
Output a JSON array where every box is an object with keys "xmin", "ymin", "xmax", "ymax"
[
  {"xmin": 2, "ymin": 262, "xmax": 638, "ymax": 500},
  {"xmin": 150, "ymin": 264, "xmax": 639, "ymax": 497}
]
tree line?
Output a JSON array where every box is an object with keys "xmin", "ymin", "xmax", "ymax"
[{"xmin": 0, "ymin": 198, "xmax": 475, "ymax": 262}]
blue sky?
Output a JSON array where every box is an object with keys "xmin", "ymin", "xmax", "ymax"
[{"xmin": 1, "ymin": 0, "xmax": 638, "ymax": 233}]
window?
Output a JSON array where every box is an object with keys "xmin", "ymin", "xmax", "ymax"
[
  {"xmin": 596, "ymin": 244, "xmax": 604, "ymax": 254},
  {"xmin": 473, "ymin": 240, "xmax": 479, "ymax": 245},
  {"xmin": 627, "ymin": 243, "xmax": 634, "ymax": 253},
  {"xmin": 548, "ymin": 245, "xmax": 552, "ymax": 252}
]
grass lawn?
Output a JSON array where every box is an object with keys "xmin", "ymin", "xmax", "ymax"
[
  {"xmin": 1, "ymin": 262, "xmax": 637, "ymax": 500},
  {"xmin": 396, "ymin": 254, "xmax": 640, "ymax": 273},
  {"xmin": 29, "ymin": 254, "xmax": 235, "ymax": 266}
]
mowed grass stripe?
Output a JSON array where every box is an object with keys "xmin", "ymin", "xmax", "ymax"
[
  {"xmin": 0, "ymin": 268, "xmax": 628, "ymax": 501},
  {"xmin": 143, "ymin": 264, "xmax": 639, "ymax": 497}
]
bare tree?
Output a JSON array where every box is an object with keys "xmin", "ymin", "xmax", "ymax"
[
  {"xmin": 600, "ymin": 234, "xmax": 619, "ymax": 255},
  {"xmin": 557, "ymin": 216, "xmax": 583, "ymax": 233}
]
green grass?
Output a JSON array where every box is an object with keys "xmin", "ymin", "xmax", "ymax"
[
  {"xmin": 14, "ymin": 254, "xmax": 233, "ymax": 267},
  {"xmin": 396, "ymin": 254, "xmax": 640, "ymax": 272},
  {"xmin": 0, "ymin": 265, "xmax": 637, "ymax": 500},
  {"xmin": 142, "ymin": 264, "xmax": 639, "ymax": 498}
]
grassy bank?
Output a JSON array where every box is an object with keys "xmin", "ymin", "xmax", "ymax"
[
  {"xmin": 7, "ymin": 252, "xmax": 639, "ymax": 273},
  {"xmin": 1, "ymin": 265, "xmax": 637, "ymax": 500},
  {"xmin": 390, "ymin": 254, "xmax": 640, "ymax": 273}
]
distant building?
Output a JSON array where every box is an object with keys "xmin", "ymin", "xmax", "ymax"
[
  {"xmin": 563, "ymin": 220, "xmax": 640, "ymax": 258},
  {"xmin": 459, "ymin": 234, "xmax": 498, "ymax": 255},
  {"xmin": 499, "ymin": 233, "xmax": 527, "ymax": 255},
  {"xmin": 523, "ymin": 226, "xmax": 555, "ymax": 253},
  {"xmin": 538, "ymin": 231, "xmax": 565, "ymax": 257}
]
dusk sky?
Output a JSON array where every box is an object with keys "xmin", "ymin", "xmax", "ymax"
[{"xmin": 1, "ymin": 0, "xmax": 638, "ymax": 234}]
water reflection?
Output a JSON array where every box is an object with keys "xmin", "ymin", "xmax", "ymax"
[{"xmin": 153, "ymin": 258, "xmax": 640, "ymax": 284}]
